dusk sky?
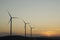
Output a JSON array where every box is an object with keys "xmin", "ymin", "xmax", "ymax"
[{"xmin": 0, "ymin": 0, "xmax": 60, "ymax": 37}]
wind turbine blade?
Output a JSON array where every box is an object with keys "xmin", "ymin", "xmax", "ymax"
[
  {"xmin": 28, "ymin": 24, "xmax": 31, "ymax": 27},
  {"xmin": 22, "ymin": 19, "xmax": 29, "ymax": 24},
  {"xmin": 8, "ymin": 18, "xmax": 11, "ymax": 24},
  {"xmin": 8, "ymin": 11, "xmax": 11, "ymax": 17},
  {"xmin": 22, "ymin": 19, "xmax": 25, "ymax": 23},
  {"xmin": 12, "ymin": 17, "xmax": 18, "ymax": 19},
  {"xmin": 28, "ymin": 24, "xmax": 35, "ymax": 29},
  {"xmin": 26, "ymin": 22, "xmax": 30, "ymax": 24},
  {"xmin": 32, "ymin": 27, "xmax": 35, "ymax": 29}
]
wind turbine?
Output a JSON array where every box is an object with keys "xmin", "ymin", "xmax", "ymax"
[
  {"xmin": 29, "ymin": 24, "xmax": 35, "ymax": 37},
  {"xmin": 22, "ymin": 20, "xmax": 29, "ymax": 37},
  {"xmin": 8, "ymin": 11, "xmax": 18, "ymax": 36}
]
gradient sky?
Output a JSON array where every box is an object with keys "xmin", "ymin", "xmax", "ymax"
[{"xmin": 0, "ymin": 0, "xmax": 60, "ymax": 36}]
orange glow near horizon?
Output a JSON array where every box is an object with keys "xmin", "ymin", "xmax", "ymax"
[
  {"xmin": 44, "ymin": 31, "xmax": 55, "ymax": 37},
  {"xmin": 40, "ymin": 31, "xmax": 58, "ymax": 37}
]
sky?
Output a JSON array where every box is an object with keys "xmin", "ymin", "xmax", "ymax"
[{"xmin": 0, "ymin": 0, "xmax": 60, "ymax": 37}]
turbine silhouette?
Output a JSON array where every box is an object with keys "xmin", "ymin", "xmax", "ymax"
[
  {"xmin": 29, "ymin": 24, "xmax": 35, "ymax": 37},
  {"xmin": 22, "ymin": 20, "xmax": 29, "ymax": 37},
  {"xmin": 8, "ymin": 11, "xmax": 18, "ymax": 36}
]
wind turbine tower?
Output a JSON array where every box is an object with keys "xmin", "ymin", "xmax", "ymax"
[
  {"xmin": 29, "ymin": 24, "xmax": 34, "ymax": 37},
  {"xmin": 22, "ymin": 20, "xmax": 29, "ymax": 37}
]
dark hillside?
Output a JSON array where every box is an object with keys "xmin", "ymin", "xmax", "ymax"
[{"xmin": 0, "ymin": 35, "xmax": 60, "ymax": 40}]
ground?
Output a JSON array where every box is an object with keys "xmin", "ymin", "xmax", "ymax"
[{"xmin": 0, "ymin": 35, "xmax": 60, "ymax": 40}]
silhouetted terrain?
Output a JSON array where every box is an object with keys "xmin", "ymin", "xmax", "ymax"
[{"xmin": 0, "ymin": 35, "xmax": 60, "ymax": 40}]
